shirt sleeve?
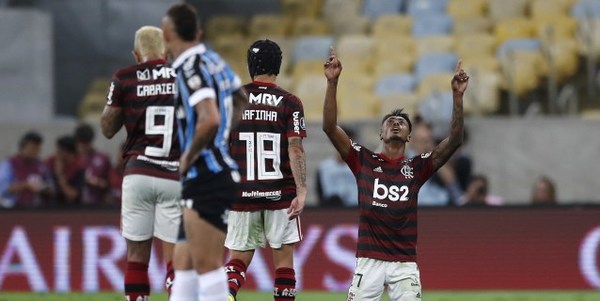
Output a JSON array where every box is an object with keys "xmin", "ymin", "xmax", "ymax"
[
  {"xmin": 180, "ymin": 57, "xmax": 216, "ymax": 107},
  {"xmin": 286, "ymin": 96, "xmax": 307, "ymax": 138},
  {"xmin": 413, "ymin": 151, "xmax": 435, "ymax": 184},
  {"xmin": 106, "ymin": 74, "xmax": 124, "ymax": 107},
  {"xmin": 343, "ymin": 141, "xmax": 363, "ymax": 175}
]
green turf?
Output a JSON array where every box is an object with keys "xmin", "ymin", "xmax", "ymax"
[{"xmin": 0, "ymin": 291, "xmax": 598, "ymax": 301}]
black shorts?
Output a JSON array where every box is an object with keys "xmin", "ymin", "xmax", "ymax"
[{"xmin": 180, "ymin": 170, "xmax": 238, "ymax": 234}]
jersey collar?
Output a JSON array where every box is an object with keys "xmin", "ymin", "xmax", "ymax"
[
  {"xmin": 172, "ymin": 43, "xmax": 207, "ymax": 69},
  {"xmin": 252, "ymin": 80, "xmax": 277, "ymax": 87},
  {"xmin": 378, "ymin": 152, "xmax": 405, "ymax": 163}
]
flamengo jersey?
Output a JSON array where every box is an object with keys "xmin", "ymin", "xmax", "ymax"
[
  {"xmin": 172, "ymin": 44, "xmax": 241, "ymax": 184},
  {"xmin": 345, "ymin": 142, "xmax": 435, "ymax": 262},
  {"xmin": 229, "ymin": 81, "xmax": 307, "ymax": 211},
  {"xmin": 107, "ymin": 59, "xmax": 180, "ymax": 180}
]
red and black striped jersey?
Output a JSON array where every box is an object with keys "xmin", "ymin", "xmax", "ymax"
[
  {"xmin": 345, "ymin": 142, "xmax": 435, "ymax": 262},
  {"xmin": 106, "ymin": 59, "xmax": 180, "ymax": 181},
  {"xmin": 229, "ymin": 81, "xmax": 306, "ymax": 211}
]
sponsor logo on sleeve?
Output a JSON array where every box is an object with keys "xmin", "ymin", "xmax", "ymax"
[
  {"xmin": 293, "ymin": 111, "xmax": 301, "ymax": 134},
  {"xmin": 421, "ymin": 152, "xmax": 432, "ymax": 158}
]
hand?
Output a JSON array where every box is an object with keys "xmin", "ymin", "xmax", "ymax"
[
  {"xmin": 179, "ymin": 151, "xmax": 193, "ymax": 176},
  {"xmin": 451, "ymin": 59, "xmax": 469, "ymax": 96},
  {"xmin": 324, "ymin": 47, "xmax": 343, "ymax": 82},
  {"xmin": 287, "ymin": 190, "xmax": 306, "ymax": 220}
]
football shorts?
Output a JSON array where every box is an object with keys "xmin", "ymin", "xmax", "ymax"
[
  {"xmin": 225, "ymin": 209, "xmax": 302, "ymax": 250},
  {"xmin": 347, "ymin": 257, "xmax": 421, "ymax": 301},
  {"xmin": 121, "ymin": 174, "xmax": 182, "ymax": 244}
]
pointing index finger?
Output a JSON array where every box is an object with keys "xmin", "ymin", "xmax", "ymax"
[{"xmin": 455, "ymin": 59, "xmax": 463, "ymax": 74}]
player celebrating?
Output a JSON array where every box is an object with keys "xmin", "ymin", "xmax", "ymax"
[
  {"xmin": 322, "ymin": 48, "xmax": 468, "ymax": 301},
  {"xmin": 225, "ymin": 39, "xmax": 307, "ymax": 301},
  {"xmin": 162, "ymin": 4, "xmax": 248, "ymax": 301},
  {"xmin": 101, "ymin": 26, "xmax": 180, "ymax": 301}
]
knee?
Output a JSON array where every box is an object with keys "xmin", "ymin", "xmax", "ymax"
[{"xmin": 194, "ymin": 257, "xmax": 223, "ymax": 273}]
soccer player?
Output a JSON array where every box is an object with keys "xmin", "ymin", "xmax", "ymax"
[
  {"xmin": 225, "ymin": 39, "xmax": 307, "ymax": 301},
  {"xmin": 162, "ymin": 4, "xmax": 248, "ymax": 301},
  {"xmin": 100, "ymin": 25, "xmax": 181, "ymax": 301},
  {"xmin": 322, "ymin": 48, "xmax": 469, "ymax": 301}
]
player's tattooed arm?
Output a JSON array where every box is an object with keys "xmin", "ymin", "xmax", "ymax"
[
  {"xmin": 100, "ymin": 106, "xmax": 124, "ymax": 139},
  {"xmin": 431, "ymin": 60, "xmax": 469, "ymax": 170},
  {"xmin": 288, "ymin": 137, "xmax": 307, "ymax": 219},
  {"xmin": 231, "ymin": 88, "xmax": 249, "ymax": 129}
]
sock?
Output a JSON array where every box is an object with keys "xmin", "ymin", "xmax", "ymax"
[
  {"xmin": 124, "ymin": 261, "xmax": 149, "ymax": 301},
  {"xmin": 274, "ymin": 268, "xmax": 296, "ymax": 301},
  {"xmin": 225, "ymin": 259, "xmax": 247, "ymax": 297},
  {"xmin": 165, "ymin": 261, "xmax": 175, "ymax": 296},
  {"xmin": 198, "ymin": 267, "xmax": 228, "ymax": 301},
  {"xmin": 170, "ymin": 269, "xmax": 197, "ymax": 301}
]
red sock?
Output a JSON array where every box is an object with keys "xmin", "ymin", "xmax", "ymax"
[
  {"xmin": 125, "ymin": 261, "xmax": 149, "ymax": 301},
  {"xmin": 165, "ymin": 260, "xmax": 174, "ymax": 296},
  {"xmin": 274, "ymin": 268, "xmax": 296, "ymax": 301},
  {"xmin": 225, "ymin": 259, "xmax": 247, "ymax": 297}
]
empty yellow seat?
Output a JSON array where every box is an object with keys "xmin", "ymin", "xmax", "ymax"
[
  {"xmin": 533, "ymin": 16, "xmax": 577, "ymax": 41},
  {"xmin": 291, "ymin": 17, "xmax": 330, "ymax": 37},
  {"xmin": 372, "ymin": 15, "xmax": 413, "ymax": 38},
  {"xmin": 280, "ymin": 0, "xmax": 322, "ymax": 19},
  {"xmin": 205, "ymin": 15, "xmax": 245, "ymax": 39},
  {"xmin": 462, "ymin": 55, "xmax": 501, "ymax": 73},
  {"xmin": 249, "ymin": 15, "xmax": 292, "ymax": 38},
  {"xmin": 462, "ymin": 70, "xmax": 501, "ymax": 114},
  {"xmin": 292, "ymin": 59, "xmax": 325, "ymax": 82},
  {"xmin": 373, "ymin": 55, "xmax": 416, "ymax": 76},
  {"xmin": 338, "ymin": 93, "xmax": 380, "ymax": 121},
  {"xmin": 494, "ymin": 17, "xmax": 533, "ymax": 45},
  {"xmin": 417, "ymin": 73, "xmax": 455, "ymax": 98},
  {"xmin": 293, "ymin": 76, "xmax": 327, "ymax": 121},
  {"xmin": 447, "ymin": 0, "xmax": 487, "ymax": 19},
  {"xmin": 415, "ymin": 35, "xmax": 454, "ymax": 56},
  {"xmin": 328, "ymin": 15, "xmax": 371, "ymax": 35},
  {"xmin": 530, "ymin": 0, "xmax": 570, "ymax": 19},
  {"xmin": 455, "ymin": 33, "xmax": 496, "ymax": 57},
  {"xmin": 379, "ymin": 93, "xmax": 421, "ymax": 117},
  {"xmin": 488, "ymin": 0, "xmax": 528, "ymax": 21},
  {"xmin": 453, "ymin": 17, "xmax": 493, "ymax": 35},
  {"xmin": 499, "ymin": 51, "xmax": 542, "ymax": 96}
]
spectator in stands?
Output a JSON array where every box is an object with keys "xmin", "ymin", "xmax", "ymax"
[
  {"xmin": 449, "ymin": 128, "xmax": 472, "ymax": 192},
  {"xmin": 0, "ymin": 131, "xmax": 53, "ymax": 208},
  {"xmin": 74, "ymin": 123, "xmax": 112, "ymax": 205},
  {"xmin": 530, "ymin": 176, "xmax": 557, "ymax": 205},
  {"xmin": 316, "ymin": 126, "xmax": 359, "ymax": 207},
  {"xmin": 460, "ymin": 174, "xmax": 504, "ymax": 206},
  {"xmin": 47, "ymin": 135, "xmax": 85, "ymax": 206}
]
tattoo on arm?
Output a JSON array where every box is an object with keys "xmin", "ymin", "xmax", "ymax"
[
  {"xmin": 289, "ymin": 138, "xmax": 307, "ymax": 192},
  {"xmin": 100, "ymin": 106, "xmax": 124, "ymax": 139}
]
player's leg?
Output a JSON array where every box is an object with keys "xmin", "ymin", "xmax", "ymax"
[
  {"xmin": 385, "ymin": 262, "xmax": 422, "ymax": 301},
  {"xmin": 224, "ymin": 211, "xmax": 264, "ymax": 300},
  {"xmin": 121, "ymin": 175, "xmax": 155, "ymax": 301},
  {"xmin": 152, "ymin": 177, "xmax": 182, "ymax": 297},
  {"xmin": 346, "ymin": 258, "xmax": 386, "ymax": 301},
  {"xmin": 170, "ymin": 216, "xmax": 197, "ymax": 301},
  {"xmin": 266, "ymin": 209, "xmax": 302, "ymax": 301}
]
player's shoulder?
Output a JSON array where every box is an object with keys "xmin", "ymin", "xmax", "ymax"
[{"xmin": 113, "ymin": 62, "xmax": 151, "ymax": 80}]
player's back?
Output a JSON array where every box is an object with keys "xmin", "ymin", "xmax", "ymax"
[
  {"xmin": 107, "ymin": 59, "xmax": 179, "ymax": 180},
  {"xmin": 230, "ymin": 81, "xmax": 306, "ymax": 211}
]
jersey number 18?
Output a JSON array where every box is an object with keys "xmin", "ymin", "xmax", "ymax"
[{"xmin": 239, "ymin": 132, "xmax": 283, "ymax": 181}]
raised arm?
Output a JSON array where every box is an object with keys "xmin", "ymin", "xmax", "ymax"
[
  {"xmin": 322, "ymin": 47, "xmax": 353, "ymax": 160},
  {"xmin": 430, "ymin": 60, "xmax": 469, "ymax": 170}
]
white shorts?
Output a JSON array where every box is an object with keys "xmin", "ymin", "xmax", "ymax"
[
  {"xmin": 121, "ymin": 174, "xmax": 181, "ymax": 244},
  {"xmin": 347, "ymin": 257, "xmax": 421, "ymax": 301},
  {"xmin": 224, "ymin": 209, "xmax": 302, "ymax": 251}
]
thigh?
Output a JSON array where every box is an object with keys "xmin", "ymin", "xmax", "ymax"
[
  {"xmin": 264, "ymin": 209, "xmax": 302, "ymax": 249},
  {"xmin": 183, "ymin": 207, "xmax": 227, "ymax": 273},
  {"xmin": 386, "ymin": 262, "xmax": 422, "ymax": 301},
  {"xmin": 121, "ymin": 175, "xmax": 155, "ymax": 241},
  {"xmin": 347, "ymin": 258, "xmax": 386, "ymax": 301},
  {"xmin": 225, "ymin": 211, "xmax": 266, "ymax": 251},
  {"xmin": 153, "ymin": 178, "xmax": 182, "ymax": 244}
]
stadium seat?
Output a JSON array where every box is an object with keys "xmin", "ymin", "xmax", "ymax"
[
  {"xmin": 417, "ymin": 72, "xmax": 454, "ymax": 98},
  {"xmin": 204, "ymin": 15, "xmax": 245, "ymax": 39},
  {"xmin": 411, "ymin": 13, "xmax": 453, "ymax": 37},
  {"xmin": 455, "ymin": 33, "xmax": 496, "ymax": 57},
  {"xmin": 414, "ymin": 52, "xmax": 458, "ymax": 81},
  {"xmin": 530, "ymin": 0, "xmax": 570, "ymax": 19},
  {"xmin": 79, "ymin": 78, "xmax": 111, "ymax": 119},
  {"xmin": 496, "ymin": 38, "xmax": 541, "ymax": 60},
  {"xmin": 362, "ymin": 0, "xmax": 403, "ymax": 20},
  {"xmin": 338, "ymin": 92, "xmax": 381, "ymax": 121},
  {"xmin": 447, "ymin": 0, "xmax": 487, "ymax": 19},
  {"xmin": 494, "ymin": 17, "xmax": 534, "ymax": 45},
  {"xmin": 532, "ymin": 16, "xmax": 577, "ymax": 41},
  {"xmin": 542, "ymin": 38, "xmax": 579, "ymax": 82},
  {"xmin": 328, "ymin": 14, "xmax": 371, "ymax": 36},
  {"xmin": 280, "ymin": 0, "xmax": 322, "ymax": 19},
  {"xmin": 374, "ymin": 73, "xmax": 417, "ymax": 96},
  {"xmin": 488, "ymin": 0, "xmax": 528, "ymax": 21},
  {"xmin": 266, "ymin": 36, "xmax": 293, "ymax": 74},
  {"xmin": 499, "ymin": 51, "xmax": 542, "ymax": 96},
  {"xmin": 338, "ymin": 74, "xmax": 376, "ymax": 98},
  {"xmin": 453, "ymin": 16, "xmax": 493, "ymax": 34},
  {"xmin": 379, "ymin": 93, "xmax": 421, "ymax": 117},
  {"xmin": 373, "ymin": 55, "xmax": 416, "ymax": 76},
  {"xmin": 293, "ymin": 76, "xmax": 327, "ymax": 121},
  {"xmin": 323, "ymin": 0, "xmax": 362, "ymax": 20},
  {"xmin": 336, "ymin": 35, "xmax": 374, "ymax": 60},
  {"xmin": 571, "ymin": 0, "xmax": 600, "ymax": 19},
  {"xmin": 372, "ymin": 15, "xmax": 413, "ymax": 38},
  {"xmin": 291, "ymin": 17, "xmax": 330, "ymax": 37},
  {"xmin": 462, "ymin": 70, "xmax": 501, "ymax": 114},
  {"xmin": 374, "ymin": 36, "xmax": 416, "ymax": 75},
  {"xmin": 291, "ymin": 59, "xmax": 324, "ymax": 82},
  {"xmin": 418, "ymin": 92, "xmax": 454, "ymax": 135},
  {"xmin": 292, "ymin": 36, "xmax": 335, "ymax": 63},
  {"xmin": 210, "ymin": 35, "xmax": 249, "ymax": 63},
  {"xmin": 406, "ymin": 0, "xmax": 448, "ymax": 16},
  {"xmin": 576, "ymin": 18, "xmax": 600, "ymax": 57},
  {"xmin": 462, "ymin": 55, "xmax": 501, "ymax": 73},
  {"xmin": 415, "ymin": 35, "xmax": 454, "ymax": 56},
  {"xmin": 249, "ymin": 14, "xmax": 292, "ymax": 38}
]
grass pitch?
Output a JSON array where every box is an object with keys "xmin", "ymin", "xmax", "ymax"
[{"xmin": 0, "ymin": 291, "xmax": 598, "ymax": 301}]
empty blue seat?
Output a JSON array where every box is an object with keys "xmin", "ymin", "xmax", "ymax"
[
  {"xmin": 496, "ymin": 38, "xmax": 540, "ymax": 59},
  {"xmin": 406, "ymin": 0, "xmax": 448, "ymax": 16},
  {"xmin": 375, "ymin": 73, "xmax": 417, "ymax": 96},
  {"xmin": 362, "ymin": 0, "xmax": 403, "ymax": 20},
  {"xmin": 572, "ymin": 0, "xmax": 600, "ymax": 19},
  {"xmin": 412, "ymin": 13, "xmax": 453, "ymax": 37},
  {"xmin": 292, "ymin": 36, "xmax": 335, "ymax": 63},
  {"xmin": 414, "ymin": 52, "xmax": 458, "ymax": 81}
]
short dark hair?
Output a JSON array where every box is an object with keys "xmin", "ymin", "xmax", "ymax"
[
  {"xmin": 19, "ymin": 131, "xmax": 43, "ymax": 150},
  {"xmin": 56, "ymin": 136, "xmax": 77, "ymax": 154},
  {"xmin": 166, "ymin": 3, "xmax": 199, "ymax": 42},
  {"xmin": 381, "ymin": 108, "xmax": 412, "ymax": 132},
  {"xmin": 74, "ymin": 123, "xmax": 95, "ymax": 144}
]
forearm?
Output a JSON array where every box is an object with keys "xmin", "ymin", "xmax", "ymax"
[
  {"xmin": 322, "ymin": 79, "xmax": 339, "ymax": 134},
  {"xmin": 186, "ymin": 121, "xmax": 218, "ymax": 161},
  {"xmin": 289, "ymin": 142, "xmax": 307, "ymax": 196},
  {"xmin": 100, "ymin": 106, "xmax": 123, "ymax": 138},
  {"xmin": 448, "ymin": 93, "xmax": 465, "ymax": 148}
]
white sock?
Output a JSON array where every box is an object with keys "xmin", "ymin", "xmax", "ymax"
[
  {"xmin": 198, "ymin": 267, "xmax": 228, "ymax": 301},
  {"xmin": 170, "ymin": 270, "xmax": 197, "ymax": 301}
]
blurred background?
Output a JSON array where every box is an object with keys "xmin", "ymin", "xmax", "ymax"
[{"xmin": 1, "ymin": 0, "xmax": 600, "ymax": 296}]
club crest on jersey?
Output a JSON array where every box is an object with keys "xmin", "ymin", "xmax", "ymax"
[{"xmin": 400, "ymin": 164, "xmax": 414, "ymax": 179}]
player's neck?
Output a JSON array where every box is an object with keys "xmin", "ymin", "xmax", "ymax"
[
  {"xmin": 170, "ymin": 41, "xmax": 198, "ymax": 61},
  {"xmin": 381, "ymin": 142, "xmax": 406, "ymax": 160},
  {"xmin": 253, "ymin": 74, "xmax": 277, "ymax": 84},
  {"xmin": 141, "ymin": 55, "xmax": 164, "ymax": 63}
]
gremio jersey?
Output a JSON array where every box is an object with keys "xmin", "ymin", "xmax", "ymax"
[
  {"xmin": 172, "ymin": 44, "xmax": 242, "ymax": 186},
  {"xmin": 345, "ymin": 143, "xmax": 435, "ymax": 262},
  {"xmin": 229, "ymin": 81, "xmax": 306, "ymax": 211},
  {"xmin": 106, "ymin": 59, "xmax": 180, "ymax": 180}
]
